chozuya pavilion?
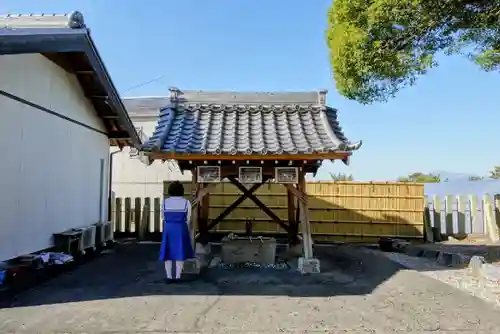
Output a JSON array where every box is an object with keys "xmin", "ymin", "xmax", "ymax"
[{"xmin": 140, "ymin": 88, "xmax": 362, "ymax": 274}]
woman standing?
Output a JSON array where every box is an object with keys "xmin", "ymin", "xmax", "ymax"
[{"xmin": 159, "ymin": 181, "xmax": 194, "ymax": 282}]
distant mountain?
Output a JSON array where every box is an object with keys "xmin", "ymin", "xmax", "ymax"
[{"xmin": 425, "ymin": 179, "xmax": 500, "ymax": 196}]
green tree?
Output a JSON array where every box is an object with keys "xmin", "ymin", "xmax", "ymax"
[
  {"xmin": 398, "ymin": 172, "xmax": 442, "ymax": 183},
  {"xmin": 489, "ymin": 166, "xmax": 500, "ymax": 179},
  {"xmin": 326, "ymin": 0, "xmax": 500, "ymax": 104},
  {"xmin": 329, "ymin": 172, "xmax": 354, "ymax": 181}
]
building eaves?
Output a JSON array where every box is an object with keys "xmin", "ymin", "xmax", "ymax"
[{"xmin": 0, "ymin": 12, "xmax": 141, "ymax": 148}]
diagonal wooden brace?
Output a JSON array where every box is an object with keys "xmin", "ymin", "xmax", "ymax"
[
  {"xmin": 228, "ymin": 176, "xmax": 290, "ymax": 232},
  {"xmin": 283, "ymin": 184, "xmax": 308, "ymax": 204},
  {"xmin": 202, "ymin": 177, "xmax": 269, "ymax": 234},
  {"xmin": 191, "ymin": 183, "xmax": 217, "ymax": 207}
]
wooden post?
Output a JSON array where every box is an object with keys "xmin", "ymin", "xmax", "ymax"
[
  {"xmin": 298, "ymin": 170, "xmax": 313, "ymax": 259},
  {"xmin": 287, "ymin": 186, "xmax": 298, "ymax": 243},
  {"xmin": 153, "ymin": 197, "xmax": 161, "ymax": 233},
  {"xmin": 114, "ymin": 197, "xmax": 122, "ymax": 233},
  {"xmin": 138, "ymin": 198, "xmax": 150, "ymax": 240},
  {"xmin": 124, "ymin": 197, "xmax": 132, "ymax": 233},
  {"xmin": 198, "ymin": 184, "xmax": 210, "ymax": 244},
  {"xmin": 190, "ymin": 170, "xmax": 199, "ymax": 246},
  {"xmin": 134, "ymin": 197, "xmax": 142, "ymax": 235}
]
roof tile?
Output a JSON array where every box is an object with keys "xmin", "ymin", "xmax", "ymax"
[
  {"xmin": 0, "ymin": 12, "xmax": 86, "ymax": 29},
  {"xmin": 143, "ymin": 102, "xmax": 361, "ymax": 156}
]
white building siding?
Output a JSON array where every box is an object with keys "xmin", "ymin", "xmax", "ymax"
[
  {"xmin": 0, "ymin": 54, "xmax": 110, "ymax": 261},
  {"xmin": 111, "ymin": 119, "xmax": 191, "ymax": 199}
]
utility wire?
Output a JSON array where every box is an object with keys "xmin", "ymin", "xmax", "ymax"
[{"xmin": 123, "ymin": 74, "xmax": 168, "ymax": 93}]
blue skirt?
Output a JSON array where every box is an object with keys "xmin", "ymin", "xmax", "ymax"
[{"xmin": 159, "ymin": 221, "xmax": 194, "ymax": 261}]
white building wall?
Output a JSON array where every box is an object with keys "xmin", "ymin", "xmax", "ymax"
[
  {"xmin": 0, "ymin": 54, "xmax": 110, "ymax": 261},
  {"xmin": 111, "ymin": 117, "xmax": 191, "ymax": 199}
]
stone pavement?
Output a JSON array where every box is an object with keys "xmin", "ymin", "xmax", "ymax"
[{"xmin": 1, "ymin": 242, "xmax": 500, "ymax": 333}]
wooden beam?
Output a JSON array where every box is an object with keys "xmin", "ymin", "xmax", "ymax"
[
  {"xmin": 86, "ymin": 95, "xmax": 109, "ymax": 100},
  {"xmin": 109, "ymin": 131, "xmax": 132, "ymax": 140},
  {"xmin": 42, "ymin": 53, "xmax": 73, "ymax": 73},
  {"xmin": 191, "ymin": 183, "xmax": 217, "ymax": 207},
  {"xmin": 203, "ymin": 179, "xmax": 268, "ymax": 233},
  {"xmin": 228, "ymin": 176, "xmax": 290, "ymax": 232},
  {"xmin": 76, "ymin": 70, "xmax": 95, "ymax": 75},
  {"xmin": 148, "ymin": 151, "xmax": 349, "ymax": 162}
]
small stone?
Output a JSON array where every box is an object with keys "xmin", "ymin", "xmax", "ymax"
[{"xmin": 468, "ymin": 255, "xmax": 486, "ymax": 276}]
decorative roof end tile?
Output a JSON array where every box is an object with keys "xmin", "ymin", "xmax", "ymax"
[
  {"xmin": 318, "ymin": 89, "xmax": 328, "ymax": 106},
  {"xmin": 67, "ymin": 11, "xmax": 85, "ymax": 29}
]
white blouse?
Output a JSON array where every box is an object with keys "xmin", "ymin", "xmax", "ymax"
[{"xmin": 163, "ymin": 196, "xmax": 192, "ymax": 225}]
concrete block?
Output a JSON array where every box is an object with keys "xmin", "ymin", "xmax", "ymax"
[
  {"xmin": 183, "ymin": 258, "xmax": 201, "ymax": 275},
  {"xmin": 298, "ymin": 257, "xmax": 320, "ymax": 274},
  {"xmin": 436, "ymin": 252, "xmax": 469, "ymax": 267},
  {"xmin": 420, "ymin": 249, "xmax": 441, "ymax": 260}
]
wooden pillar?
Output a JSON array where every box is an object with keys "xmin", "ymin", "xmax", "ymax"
[
  {"xmin": 298, "ymin": 169, "xmax": 313, "ymax": 259},
  {"xmin": 190, "ymin": 170, "xmax": 199, "ymax": 246},
  {"xmin": 198, "ymin": 184, "xmax": 210, "ymax": 244},
  {"xmin": 287, "ymin": 186, "xmax": 298, "ymax": 244}
]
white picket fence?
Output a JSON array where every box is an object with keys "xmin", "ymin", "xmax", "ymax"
[{"xmin": 425, "ymin": 194, "xmax": 500, "ymax": 242}]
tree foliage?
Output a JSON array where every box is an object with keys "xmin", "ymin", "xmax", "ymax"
[
  {"xmin": 329, "ymin": 172, "xmax": 354, "ymax": 181},
  {"xmin": 326, "ymin": 0, "xmax": 500, "ymax": 104},
  {"xmin": 489, "ymin": 166, "xmax": 500, "ymax": 179},
  {"xmin": 398, "ymin": 172, "xmax": 443, "ymax": 183}
]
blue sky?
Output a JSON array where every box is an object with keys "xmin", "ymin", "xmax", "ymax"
[{"xmin": 3, "ymin": 0, "xmax": 500, "ymax": 181}]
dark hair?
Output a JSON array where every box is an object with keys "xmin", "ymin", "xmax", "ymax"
[{"xmin": 167, "ymin": 181, "xmax": 185, "ymax": 197}]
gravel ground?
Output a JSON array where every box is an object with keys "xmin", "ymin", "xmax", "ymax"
[
  {"xmin": 1, "ymin": 242, "xmax": 500, "ymax": 333},
  {"xmin": 375, "ymin": 248, "xmax": 500, "ymax": 308}
]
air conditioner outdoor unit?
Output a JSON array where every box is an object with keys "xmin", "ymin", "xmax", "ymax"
[
  {"xmin": 77, "ymin": 225, "xmax": 97, "ymax": 255},
  {"xmin": 103, "ymin": 221, "xmax": 114, "ymax": 244},
  {"xmin": 94, "ymin": 221, "xmax": 114, "ymax": 247},
  {"xmin": 275, "ymin": 167, "xmax": 299, "ymax": 184}
]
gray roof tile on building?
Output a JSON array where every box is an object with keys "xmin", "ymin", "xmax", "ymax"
[
  {"xmin": 142, "ymin": 89, "xmax": 361, "ymax": 157},
  {"xmin": 0, "ymin": 12, "xmax": 86, "ymax": 29},
  {"xmin": 122, "ymin": 90, "xmax": 322, "ymax": 116}
]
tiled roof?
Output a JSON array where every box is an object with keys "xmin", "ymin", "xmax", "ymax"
[
  {"xmin": 122, "ymin": 91, "xmax": 322, "ymax": 118},
  {"xmin": 142, "ymin": 89, "xmax": 361, "ymax": 157},
  {"xmin": 0, "ymin": 12, "xmax": 85, "ymax": 29}
]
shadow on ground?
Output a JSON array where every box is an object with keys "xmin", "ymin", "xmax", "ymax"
[
  {"xmin": 4, "ymin": 238, "xmax": 500, "ymax": 310},
  {"xmin": 0, "ymin": 240, "xmax": 410, "ymax": 309}
]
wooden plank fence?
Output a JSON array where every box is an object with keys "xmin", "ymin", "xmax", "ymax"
[{"xmin": 111, "ymin": 181, "xmax": 426, "ymax": 243}]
